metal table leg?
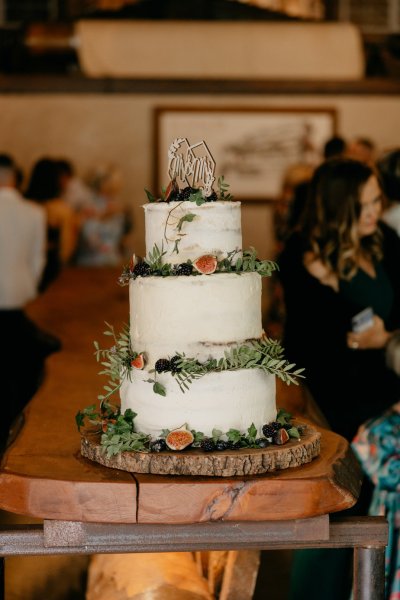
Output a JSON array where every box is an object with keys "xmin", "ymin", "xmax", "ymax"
[{"xmin": 353, "ymin": 546, "xmax": 386, "ymax": 600}]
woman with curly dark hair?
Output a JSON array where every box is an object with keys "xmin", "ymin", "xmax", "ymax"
[
  {"xmin": 279, "ymin": 158, "xmax": 400, "ymax": 599},
  {"xmin": 278, "ymin": 157, "xmax": 400, "ymax": 442}
]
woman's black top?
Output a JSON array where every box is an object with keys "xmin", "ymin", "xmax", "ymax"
[{"xmin": 277, "ymin": 221, "xmax": 400, "ymax": 440}]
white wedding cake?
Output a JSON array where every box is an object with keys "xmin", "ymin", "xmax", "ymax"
[{"xmin": 117, "ymin": 139, "xmax": 300, "ymax": 447}]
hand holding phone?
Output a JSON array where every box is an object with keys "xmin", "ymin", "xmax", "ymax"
[{"xmin": 351, "ymin": 307, "xmax": 374, "ymax": 333}]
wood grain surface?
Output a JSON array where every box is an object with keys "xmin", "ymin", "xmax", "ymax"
[{"xmin": 0, "ymin": 267, "xmax": 362, "ymax": 524}]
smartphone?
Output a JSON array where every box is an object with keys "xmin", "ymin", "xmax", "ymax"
[{"xmin": 352, "ymin": 307, "xmax": 374, "ymax": 333}]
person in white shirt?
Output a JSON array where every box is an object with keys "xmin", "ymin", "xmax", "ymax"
[
  {"xmin": 0, "ymin": 157, "xmax": 46, "ymax": 308},
  {"xmin": 0, "ymin": 153, "xmax": 57, "ymax": 450}
]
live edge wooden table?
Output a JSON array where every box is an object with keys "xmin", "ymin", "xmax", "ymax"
[{"xmin": 0, "ymin": 268, "xmax": 388, "ymax": 599}]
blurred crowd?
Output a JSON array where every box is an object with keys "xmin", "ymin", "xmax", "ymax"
[
  {"xmin": 2, "ymin": 154, "xmax": 132, "ymax": 288},
  {"xmin": 0, "ymin": 153, "xmax": 132, "ymax": 452}
]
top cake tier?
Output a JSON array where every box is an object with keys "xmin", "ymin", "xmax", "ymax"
[{"xmin": 144, "ymin": 201, "xmax": 242, "ymax": 265}]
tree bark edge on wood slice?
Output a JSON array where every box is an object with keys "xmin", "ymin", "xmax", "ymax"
[{"xmin": 80, "ymin": 422, "xmax": 321, "ymax": 477}]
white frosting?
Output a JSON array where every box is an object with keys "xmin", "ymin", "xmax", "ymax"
[
  {"xmin": 118, "ymin": 197, "xmax": 278, "ymax": 442},
  {"xmin": 144, "ymin": 201, "xmax": 242, "ymax": 264},
  {"xmin": 130, "ymin": 272, "xmax": 263, "ymax": 367},
  {"xmin": 121, "ymin": 368, "xmax": 276, "ymax": 439}
]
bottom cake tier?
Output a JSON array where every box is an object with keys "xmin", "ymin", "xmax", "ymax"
[{"xmin": 120, "ymin": 368, "xmax": 276, "ymax": 439}]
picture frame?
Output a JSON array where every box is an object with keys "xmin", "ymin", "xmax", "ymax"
[{"xmin": 154, "ymin": 106, "xmax": 337, "ymax": 200}]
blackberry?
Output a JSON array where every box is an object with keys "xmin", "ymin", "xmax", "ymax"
[
  {"xmin": 170, "ymin": 355, "xmax": 182, "ymax": 374},
  {"xmin": 200, "ymin": 438, "xmax": 216, "ymax": 452},
  {"xmin": 215, "ymin": 440, "xmax": 228, "ymax": 451},
  {"xmin": 262, "ymin": 421, "xmax": 281, "ymax": 437},
  {"xmin": 206, "ymin": 191, "xmax": 218, "ymax": 202},
  {"xmin": 174, "ymin": 263, "xmax": 193, "ymax": 276},
  {"xmin": 179, "ymin": 186, "xmax": 198, "ymax": 200},
  {"xmin": 133, "ymin": 262, "xmax": 151, "ymax": 278},
  {"xmin": 150, "ymin": 439, "xmax": 167, "ymax": 452},
  {"xmin": 255, "ymin": 438, "xmax": 270, "ymax": 448},
  {"xmin": 154, "ymin": 358, "xmax": 171, "ymax": 373},
  {"xmin": 226, "ymin": 440, "xmax": 242, "ymax": 450}
]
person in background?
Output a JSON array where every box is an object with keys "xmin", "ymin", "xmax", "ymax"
[
  {"xmin": 279, "ymin": 157, "xmax": 400, "ymax": 442},
  {"xmin": 56, "ymin": 158, "xmax": 95, "ymax": 217},
  {"xmin": 0, "ymin": 154, "xmax": 47, "ymax": 450},
  {"xmin": 347, "ymin": 136, "xmax": 377, "ymax": 166},
  {"xmin": 323, "ymin": 135, "xmax": 347, "ymax": 159},
  {"xmin": 267, "ymin": 168, "xmax": 313, "ymax": 339},
  {"xmin": 278, "ymin": 157, "xmax": 400, "ymax": 599},
  {"xmin": 25, "ymin": 157, "xmax": 78, "ymax": 291},
  {"xmin": 274, "ymin": 162, "xmax": 314, "ymax": 245},
  {"xmin": 74, "ymin": 163, "xmax": 130, "ymax": 266},
  {"xmin": 378, "ymin": 148, "xmax": 400, "ymax": 236},
  {"xmin": 351, "ymin": 369, "xmax": 400, "ymax": 600}
]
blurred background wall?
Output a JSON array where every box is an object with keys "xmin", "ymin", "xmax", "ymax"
[{"xmin": 1, "ymin": 0, "xmax": 400, "ymax": 263}]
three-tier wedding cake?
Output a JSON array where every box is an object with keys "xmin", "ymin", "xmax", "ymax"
[{"xmin": 117, "ymin": 139, "xmax": 301, "ymax": 448}]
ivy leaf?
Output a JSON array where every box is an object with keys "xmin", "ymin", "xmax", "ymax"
[
  {"xmin": 75, "ymin": 411, "xmax": 86, "ymax": 430},
  {"xmin": 177, "ymin": 213, "xmax": 197, "ymax": 232},
  {"xmin": 277, "ymin": 409, "xmax": 292, "ymax": 425},
  {"xmin": 191, "ymin": 430, "xmax": 205, "ymax": 445},
  {"xmin": 287, "ymin": 427, "xmax": 300, "ymax": 439},
  {"xmin": 226, "ymin": 428, "xmax": 242, "ymax": 443},
  {"xmin": 247, "ymin": 423, "xmax": 257, "ymax": 441},
  {"xmin": 212, "ymin": 428, "xmax": 223, "ymax": 442},
  {"xmin": 123, "ymin": 408, "xmax": 137, "ymax": 423},
  {"xmin": 189, "ymin": 190, "xmax": 205, "ymax": 205},
  {"xmin": 153, "ymin": 382, "xmax": 166, "ymax": 396}
]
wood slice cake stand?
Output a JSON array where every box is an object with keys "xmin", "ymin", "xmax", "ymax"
[{"xmin": 81, "ymin": 420, "xmax": 321, "ymax": 477}]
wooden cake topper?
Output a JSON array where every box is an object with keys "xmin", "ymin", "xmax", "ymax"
[{"xmin": 168, "ymin": 138, "xmax": 216, "ymax": 196}]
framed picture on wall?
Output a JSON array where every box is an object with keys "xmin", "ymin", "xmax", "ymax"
[{"xmin": 154, "ymin": 106, "xmax": 337, "ymax": 200}]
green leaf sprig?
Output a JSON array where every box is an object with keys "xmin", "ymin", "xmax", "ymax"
[
  {"xmin": 218, "ymin": 175, "xmax": 234, "ymax": 201},
  {"xmin": 77, "ymin": 405, "xmax": 301, "ymax": 457},
  {"xmin": 93, "ymin": 322, "xmax": 138, "ymax": 410},
  {"xmin": 168, "ymin": 338, "xmax": 304, "ymax": 393},
  {"xmin": 101, "ymin": 410, "xmax": 151, "ymax": 457}
]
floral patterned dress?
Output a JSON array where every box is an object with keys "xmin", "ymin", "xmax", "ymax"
[{"xmin": 352, "ymin": 402, "xmax": 400, "ymax": 599}]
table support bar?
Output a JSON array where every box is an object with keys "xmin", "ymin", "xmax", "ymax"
[{"xmin": 0, "ymin": 516, "xmax": 387, "ymax": 556}]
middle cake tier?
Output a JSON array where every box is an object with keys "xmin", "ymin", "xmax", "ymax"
[{"xmin": 130, "ymin": 272, "xmax": 263, "ymax": 367}]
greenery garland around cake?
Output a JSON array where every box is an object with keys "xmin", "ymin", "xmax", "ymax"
[
  {"xmin": 119, "ymin": 245, "xmax": 278, "ymax": 284},
  {"xmin": 76, "ymin": 323, "xmax": 305, "ymax": 456},
  {"xmin": 77, "ymin": 403, "xmax": 304, "ymax": 458}
]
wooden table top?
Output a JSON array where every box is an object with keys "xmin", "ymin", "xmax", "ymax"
[{"xmin": 0, "ymin": 267, "xmax": 362, "ymax": 524}]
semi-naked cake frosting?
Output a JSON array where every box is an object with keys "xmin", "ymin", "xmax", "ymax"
[
  {"xmin": 120, "ymin": 198, "xmax": 277, "ymax": 438},
  {"xmin": 144, "ymin": 201, "xmax": 242, "ymax": 264},
  {"xmin": 117, "ymin": 138, "xmax": 301, "ymax": 446},
  {"xmin": 120, "ymin": 201, "xmax": 276, "ymax": 438}
]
